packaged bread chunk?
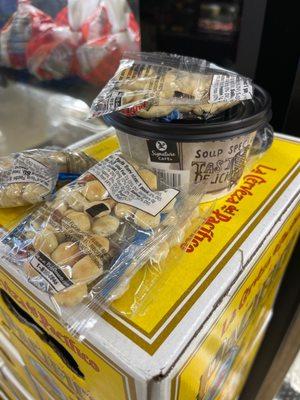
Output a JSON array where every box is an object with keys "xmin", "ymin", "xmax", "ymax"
[
  {"xmin": 0, "ymin": 149, "xmax": 96, "ymax": 208},
  {"xmin": 90, "ymin": 52, "xmax": 253, "ymax": 120},
  {"xmin": 0, "ymin": 152, "xmax": 209, "ymax": 336}
]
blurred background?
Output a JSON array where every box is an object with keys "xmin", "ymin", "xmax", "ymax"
[
  {"xmin": 0, "ymin": 0, "xmax": 140, "ymax": 154},
  {"xmin": 139, "ymin": 0, "xmax": 299, "ymax": 136},
  {"xmin": 0, "ymin": 0, "xmax": 299, "ymax": 136}
]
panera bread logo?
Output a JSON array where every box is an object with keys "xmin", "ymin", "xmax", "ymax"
[
  {"xmin": 0, "ymin": 279, "xmax": 99, "ymax": 373},
  {"xmin": 181, "ymin": 164, "xmax": 277, "ymax": 253}
]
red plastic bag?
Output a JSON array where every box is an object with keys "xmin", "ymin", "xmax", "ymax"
[
  {"xmin": 76, "ymin": 6, "xmax": 140, "ymax": 87},
  {"xmin": 26, "ymin": 26, "xmax": 80, "ymax": 80},
  {"xmin": 0, "ymin": 0, "xmax": 53, "ymax": 69},
  {"xmin": 76, "ymin": 33, "xmax": 123, "ymax": 86},
  {"xmin": 126, "ymin": 12, "xmax": 140, "ymax": 48},
  {"xmin": 81, "ymin": 2, "xmax": 112, "ymax": 41},
  {"xmin": 55, "ymin": 6, "xmax": 69, "ymax": 27}
]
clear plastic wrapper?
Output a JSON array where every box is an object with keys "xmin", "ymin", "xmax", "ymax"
[
  {"xmin": 47, "ymin": 149, "xmax": 97, "ymax": 175},
  {"xmin": 46, "ymin": 117, "xmax": 109, "ymax": 149},
  {"xmin": 63, "ymin": 0, "xmax": 140, "ymax": 85},
  {"xmin": 62, "ymin": 0, "xmax": 140, "ymax": 85},
  {"xmin": 90, "ymin": 52, "xmax": 253, "ymax": 119},
  {"xmin": 0, "ymin": 80, "xmax": 109, "ymax": 155},
  {"xmin": 78, "ymin": 1, "xmax": 140, "ymax": 43},
  {"xmin": 0, "ymin": 0, "xmax": 53, "ymax": 69},
  {"xmin": 250, "ymin": 124, "xmax": 274, "ymax": 156},
  {"xmin": 0, "ymin": 149, "xmax": 96, "ymax": 208},
  {"xmin": 0, "ymin": 150, "xmax": 58, "ymax": 208},
  {"xmin": 0, "ymin": 152, "xmax": 211, "ymax": 337},
  {"xmin": 111, "ymin": 202, "xmax": 214, "ymax": 318}
]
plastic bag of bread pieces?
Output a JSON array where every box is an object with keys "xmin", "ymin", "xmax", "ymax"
[
  {"xmin": 0, "ymin": 149, "xmax": 96, "ymax": 208},
  {"xmin": 90, "ymin": 52, "xmax": 253, "ymax": 120},
  {"xmin": 0, "ymin": 151, "xmax": 212, "ymax": 338}
]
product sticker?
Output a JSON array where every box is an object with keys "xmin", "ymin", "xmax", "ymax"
[
  {"xmin": 210, "ymin": 74, "xmax": 253, "ymax": 103},
  {"xmin": 0, "ymin": 154, "xmax": 53, "ymax": 190},
  {"xmin": 90, "ymin": 154, "xmax": 179, "ymax": 216},
  {"xmin": 97, "ymin": 90, "xmax": 128, "ymax": 115},
  {"xmin": 154, "ymin": 168, "xmax": 190, "ymax": 189},
  {"xmin": 182, "ymin": 132, "xmax": 256, "ymax": 192},
  {"xmin": 29, "ymin": 252, "xmax": 73, "ymax": 292}
]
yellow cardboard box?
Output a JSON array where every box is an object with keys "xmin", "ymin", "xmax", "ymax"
[
  {"xmin": 31, "ymin": 379, "xmax": 62, "ymax": 400},
  {"xmin": 1, "ymin": 323, "xmax": 83, "ymax": 400},
  {"xmin": 170, "ymin": 214, "xmax": 299, "ymax": 400},
  {"xmin": 0, "ymin": 359, "xmax": 36, "ymax": 400},
  {"xmin": 0, "ymin": 133, "xmax": 299, "ymax": 400},
  {"xmin": 0, "ymin": 328, "xmax": 42, "ymax": 399}
]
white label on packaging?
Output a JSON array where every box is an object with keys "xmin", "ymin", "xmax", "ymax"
[
  {"xmin": 209, "ymin": 74, "xmax": 253, "ymax": 103},
  {"xmin": 183, "ymin": 132, "xmax": 256, "ymax": 192},
  {"xmin": 29, "ymin": 252, "xmax": 73, "ymax": 292},
  {"xmin": 90, "ymin": 154, "xmax": 179, "ymax": 216},
  {"xmin": 1, "ymin": 155, "xmax": 53, "ymax": 190}
]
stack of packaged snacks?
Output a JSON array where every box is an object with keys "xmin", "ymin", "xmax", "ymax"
[
  {"xmin": 91, "ymin": 52, "xmax": 273, "ymax": 196},
  {"xmin": 0, "ymin": 152, "xmax": 209, "ymax": 336}
]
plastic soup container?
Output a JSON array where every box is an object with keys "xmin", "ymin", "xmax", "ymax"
[{"xmin": 104, "ymin": 85, "xmax": 271, "ymax": 199}]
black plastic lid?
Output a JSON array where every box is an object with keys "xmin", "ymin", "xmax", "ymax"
[{"xmin": 104, "ymin": 84, "xmax": 272, "ymax": 142}]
